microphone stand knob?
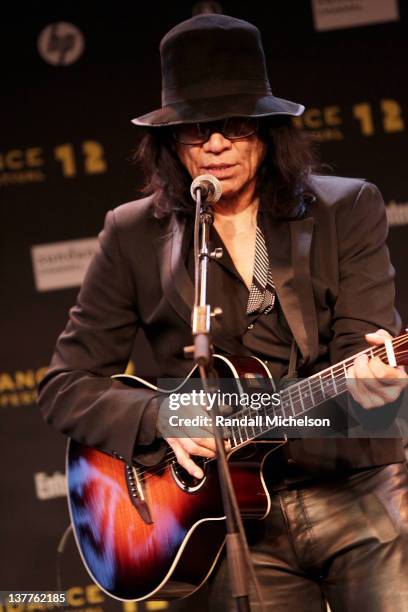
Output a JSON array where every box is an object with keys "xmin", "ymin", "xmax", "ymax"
[
  {"xmin": 210, "ymin": 247, "xmax": 223, "ymax": 260},
  {"xmin": 211, "ymin": 307, "xmax": 223, "ymax": 319},
  {"xmin": 183, "ymin": 345, "xmax": 195, "ymax": 358}
]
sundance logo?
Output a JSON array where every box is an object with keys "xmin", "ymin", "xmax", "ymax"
[
  {"xmin": 31, "ymin": 237, "xmax": 98, "ymax": 292},
  {"xmin": 37, "ymin": 22, "xmax": 85, "ymax": 66},
  {"xmin": 34, "ymin": 471, "xmax": 67, "ymax": 500},
  {"xmin": 387, "ymin": 201, "xmax": 408, "ymax": 227},
  {"xmin": 311, "ymin": 0, "xmax": 399, "ymax": 32}
]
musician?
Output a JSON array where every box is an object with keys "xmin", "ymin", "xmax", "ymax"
[{"xmin": 38, "ymin": 14, "xmax": 408, "ymax": 612}]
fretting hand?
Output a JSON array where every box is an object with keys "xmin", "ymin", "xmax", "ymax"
[{"xmin": 347, "ymin": 329, "xmax": 408, "ymax": 409}]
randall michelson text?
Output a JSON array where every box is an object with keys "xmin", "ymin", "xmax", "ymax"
[{"xmin": 167, "ymin": 414, "xmax": 331, "ymax": 428}]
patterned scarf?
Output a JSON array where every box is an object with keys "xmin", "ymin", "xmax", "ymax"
[{"xmin": 246, "ymin": 225, "xmax": 276, "ymax": 315}]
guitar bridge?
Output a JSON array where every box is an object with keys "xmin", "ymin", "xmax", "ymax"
[{"xmin": 124, "ymin": 464, "xmax": 153, "ymax": 524}]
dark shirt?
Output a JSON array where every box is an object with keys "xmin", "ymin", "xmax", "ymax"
[{"xmin": 184, "ymin": 214, "xmax": 293, "ymax": 381}]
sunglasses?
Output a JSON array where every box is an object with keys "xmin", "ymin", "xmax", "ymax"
[{"xmin": 172, "ymin": 117, "xmax": 259, "ymax": 145}]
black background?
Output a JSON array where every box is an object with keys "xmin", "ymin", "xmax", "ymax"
[{"xmin": 1, "ymin": 2, "xmax": 407, "ymax": 611}]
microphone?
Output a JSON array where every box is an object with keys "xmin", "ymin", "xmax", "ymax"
[{"xmin": 190, "ymin": 174, "xmax": 222, "ymax": 204}]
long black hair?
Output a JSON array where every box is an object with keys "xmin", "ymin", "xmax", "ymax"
[{"xmin": 135, "ymin": 116, "xmax": 319, "ymax": 219}]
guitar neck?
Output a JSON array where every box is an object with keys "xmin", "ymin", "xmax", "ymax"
[{"xmin": 228, "ymin": 334, "xmax": 405, "ymax": 449}]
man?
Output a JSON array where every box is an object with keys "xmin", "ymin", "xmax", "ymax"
[{"xmin": 38, "ymin": 14, "xmax": 408, "ymax": 612}]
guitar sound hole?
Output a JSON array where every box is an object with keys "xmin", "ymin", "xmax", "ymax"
[{"xmin": 171, "ymin": 457, "xmax": 208, "ymax": 492}]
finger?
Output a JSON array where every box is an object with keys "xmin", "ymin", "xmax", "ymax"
[
  {"xmin": 358, "ymin": 384, "xmax": 402, "ymax": 408},
  {"xmin": 353, "ymin": 354, "xmax": 374, "ymax": 379},
  {"xmin": 186, "ymin": 437, "xmax": 232, "ymax": 455},
  {"xmin": 362, "ymin": 356, "xmax": 407, "ymax": 397},
  {"xmin": 346, "ymin": 364, "xmax": 358, "ymax": 400},
  {"xmin": 369, "ymin": 357, "xmax": 404, "ymax": 380},
  {"xmin": 348, "ymin": 356, "xmax": 383, "ymax": 406},
  {"xmin": 355, "ymin": 382, "xmax": 390, "ymax": 408},
  {"xmin": 191, "ymin": 435, "xmax": 217, "ymax": 451},
  {"xmin": 171, "ymin": 442, "xmax": 205, "ymax": 479},
  {"xmin": 347, "ymin": 373, "xmax": 405, "ymax": 408},
  {"xmin": 182, "ymin": 438, "xmax": 216, "ymax": 458},
  {"xmin": 346, "ymin": 379, "xmax": 389, "ymax": 408},
  {"xmin": 360, "ymin": 393, "xmax": 393, "ymax": 409},
  {"xmin": 354, "ymin": 355, "xmax": 391, "ymax": 390},
  {"xmin": 376, "ymin": 386, "xmax": 404, "ymax": 405},
  {"xmin": 365, "ymin": 329, "xmax": 392, "ymax": 345}
]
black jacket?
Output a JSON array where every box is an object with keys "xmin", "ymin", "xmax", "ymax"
[{"xmin": 38, "ymin": 175, "xmax": 405, "ymax": 470}]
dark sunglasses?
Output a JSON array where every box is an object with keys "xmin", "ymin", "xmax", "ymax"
[{"xmin": 172, "ymin": 117, "xmax": 259, "ymax": 145}]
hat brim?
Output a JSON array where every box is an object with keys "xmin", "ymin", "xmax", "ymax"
[{"xmin": 131, "ymin": 93, "xmax": 304, "ymax": 127}]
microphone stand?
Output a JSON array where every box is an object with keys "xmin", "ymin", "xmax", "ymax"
[{"xmin": 185, "ymin": 186, "xmax": 259, "ymax": 612}]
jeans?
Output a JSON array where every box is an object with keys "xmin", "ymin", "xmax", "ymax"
[{"xmin": 209, "ymin": 463, "xmax": 408, "ymax": 611}]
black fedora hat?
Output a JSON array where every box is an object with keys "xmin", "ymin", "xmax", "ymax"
[{"xmin": 131, "ymin": 14, "xmax": 304, "ymax": 127}]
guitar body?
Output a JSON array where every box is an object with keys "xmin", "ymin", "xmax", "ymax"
[
  {"xmin": 67, "ymin": 439, "xmax": 274, "ymax": 601},
  {"xmin": 67, "ymin": 354, "xmax": 281, "ymax": 601}
]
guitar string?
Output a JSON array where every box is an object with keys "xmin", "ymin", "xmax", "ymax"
[
  {"xmin": 226, "ymin": 341, "xmax": 407, "ymax": 444},
  {"xmin": 202, "ymin": 343, "xmax": 406, "ymax": 439},
  {"xmin": 130, "ymin": 343, "xmax": 408, "ymax": 481},
  {"xmin": 131, "ymin": 345, "xmax": 408, "ymax": 482},
  {"xmin": 128, "ymin": 340, "xmax": 408, "ymax": 481}
]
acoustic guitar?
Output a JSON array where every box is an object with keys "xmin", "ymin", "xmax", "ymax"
[{"xmin": 66, "ymin": 333, "xmax": 408, "ymax": 602}]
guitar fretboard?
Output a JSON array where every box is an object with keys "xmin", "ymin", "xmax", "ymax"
[{"xmin": 227, "ymin": 338, "xmax": 404, "ymax": 449}]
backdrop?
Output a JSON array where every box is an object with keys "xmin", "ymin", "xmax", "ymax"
[{"xmin": 1, "ymin": 2, "xmax": 407, "ymax": 611}]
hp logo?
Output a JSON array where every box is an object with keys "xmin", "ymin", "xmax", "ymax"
[{"xmin": 37, "ymin": 22, "xmax": 85, "ymax": 66}]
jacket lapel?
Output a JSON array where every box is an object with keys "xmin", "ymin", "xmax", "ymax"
[
  {"xmin": 153, "ymin": 214, "xmax": 250, "ymax": 356},
  {"xmin": 153, "ymin": 215, "xmax": 193, "ymax": 326},
  {"xmin": 262, "ymin": 214, "xmax": 318, "ymax": 366}
]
